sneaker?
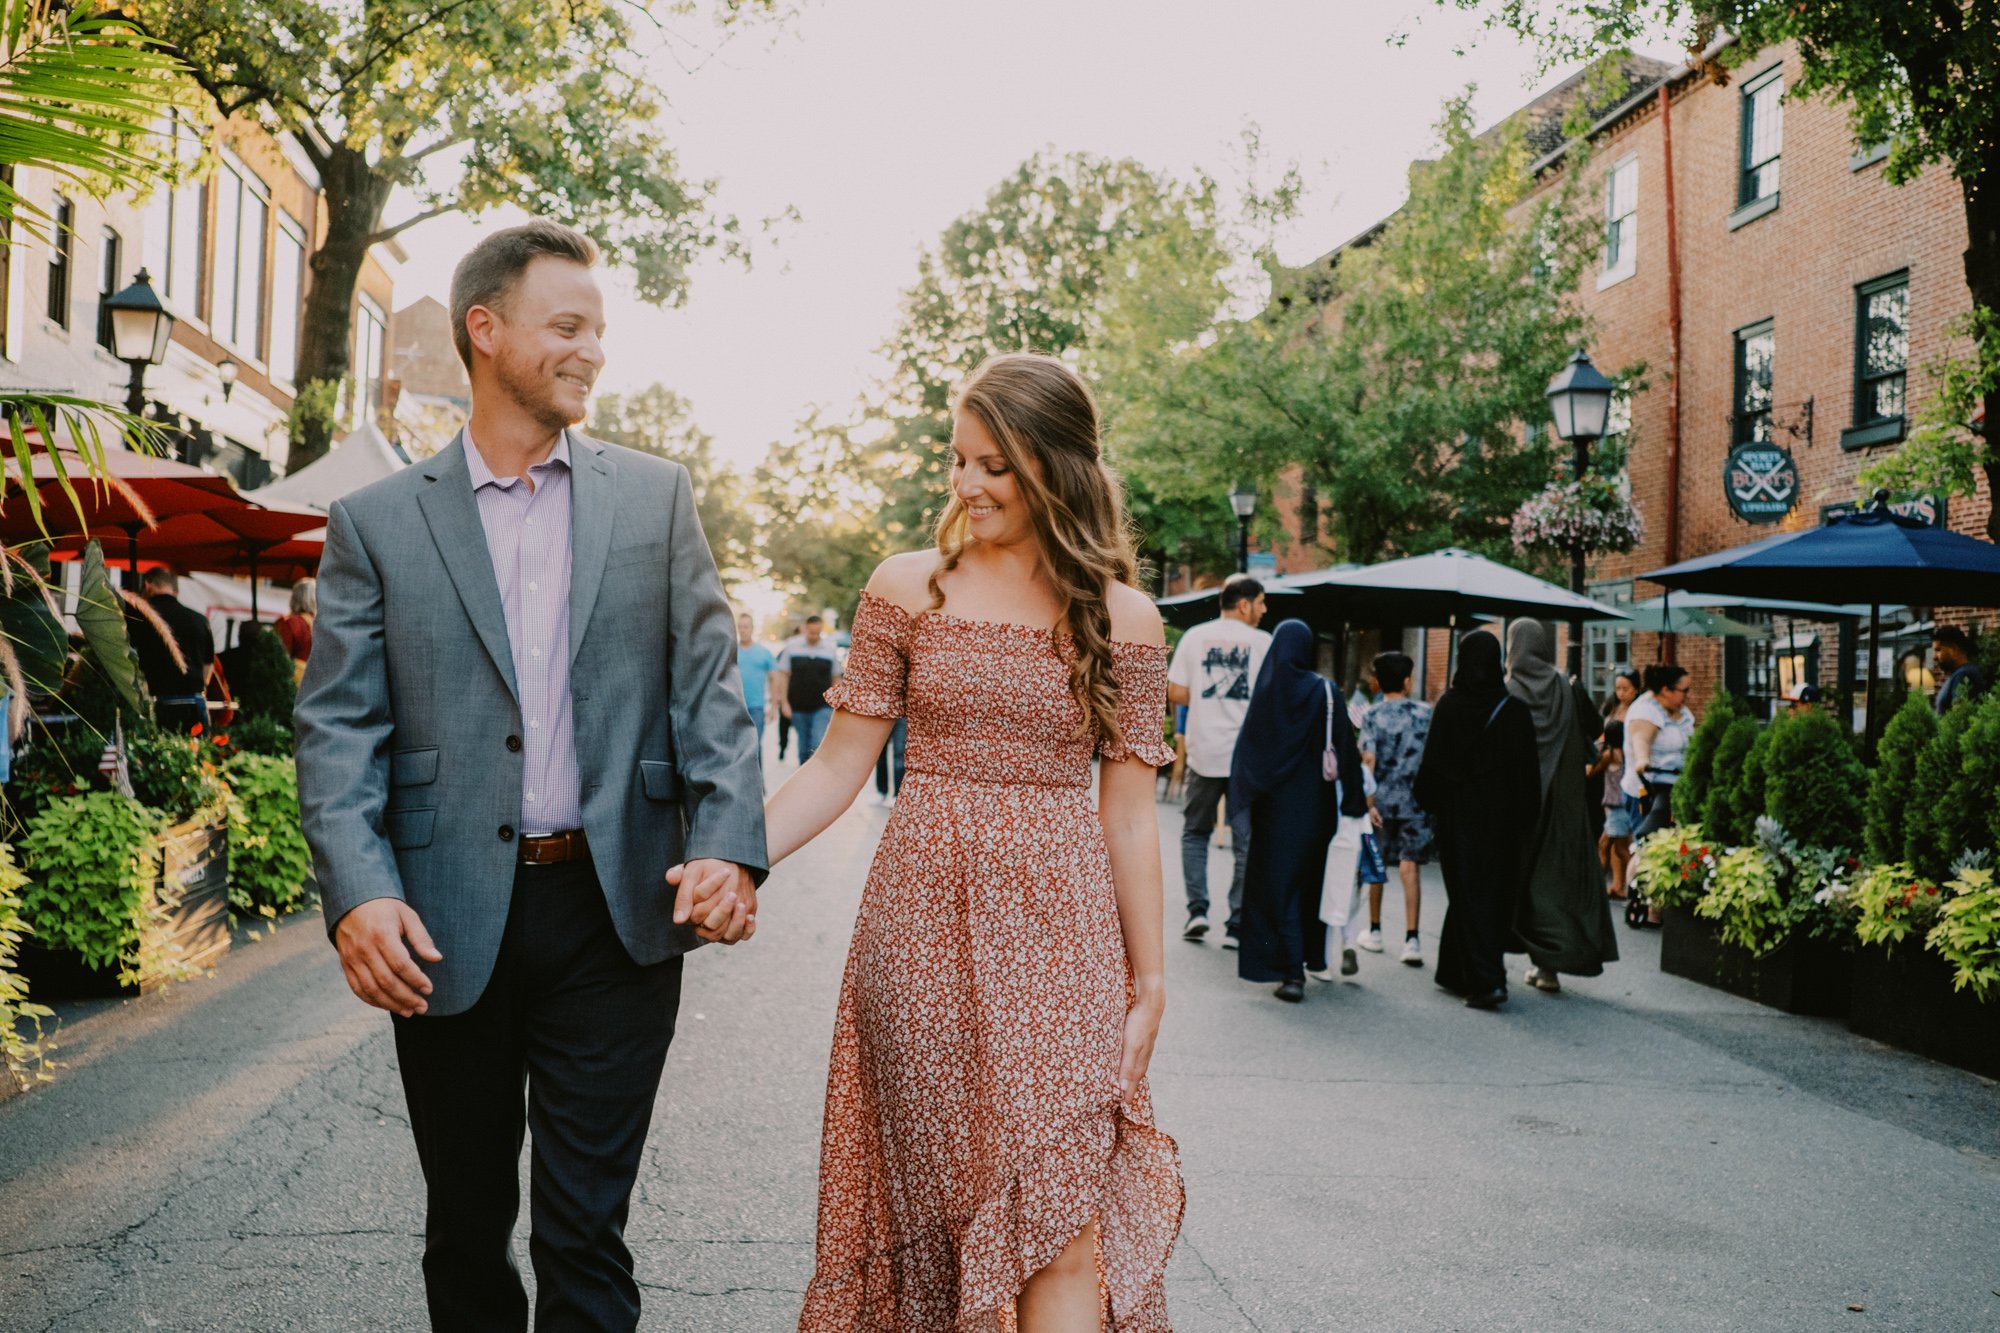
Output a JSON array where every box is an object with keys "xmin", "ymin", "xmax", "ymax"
[
  {"xmin": 1306, "ymin": 967, "xmax": 1335, "ymax": 983},
  {"xmin": 1357, "ymin": 929, "xmax": 1385, "ymax": 954},
  {"xmin": 1400, "ymin": 935, "xmax": 1424, "ymax": 967},
  {"xmin": 1182, "ymin": 913, "xmax": 1211, "ymax": 942},
  {"xmin": 1340, "ymin": 947, "xmax": 1359, "ymax": 977},
  {"xmin": 1220, "ymin": 932, "xmax": 1241, "ymax": 951}
]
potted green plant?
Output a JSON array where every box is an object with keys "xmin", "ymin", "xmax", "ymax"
[
  {"xmin": 222, "ymin": 752, "xmax": 313, "ymax": 917},
  {"xmin": 1847, "ymin": 859, "xmax": 1999, "ymax": 1079}
]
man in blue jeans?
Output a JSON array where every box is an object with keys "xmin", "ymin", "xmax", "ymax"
[
  {"xmin": 735, "ymin": 612, "xmax": 777, "ymax": 764},
  {"xmin": 772, "ymin": 614, "xmax": 841, "ymax": 764}
]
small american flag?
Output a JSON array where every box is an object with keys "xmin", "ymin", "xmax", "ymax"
[{"xmin": 98, "ymin": 715, "xmax": 134, "ymax": 798}]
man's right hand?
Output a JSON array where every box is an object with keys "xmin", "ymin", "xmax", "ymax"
[{"xmin": 334, "ymin": 899, "xmax": 443, "ymax": 1018}]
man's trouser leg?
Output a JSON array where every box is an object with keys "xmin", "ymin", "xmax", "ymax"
[{"xmin": 1180, "ymin": 773, "xmax": 1226, "ymax": 919}]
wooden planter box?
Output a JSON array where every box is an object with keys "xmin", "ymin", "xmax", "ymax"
[
  {"xmin": 1848, "ymin": 943, "xmax": 2000, "ymax": 1080},
  {"xmin": 1659, "ymin": 906, "xmax": 1852, "ymax": 1017},
  {"xmin": 21, "ymin": 814, "xmax": 231, "ymax": 1000}
]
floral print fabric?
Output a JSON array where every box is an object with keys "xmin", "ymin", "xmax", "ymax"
[{"xmin": 801, "ymin": 591, "xmax": 1183, "ymax": 1331}]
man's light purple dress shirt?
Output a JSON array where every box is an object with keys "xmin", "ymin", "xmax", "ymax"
[{"xmin": 465, "ymin": 430, "xmax": 582, "ymax": 835}]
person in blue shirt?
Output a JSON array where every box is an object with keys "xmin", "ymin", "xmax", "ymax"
[{"xmin": 736, "ymin": 612, "xmax": 778, "ymax": 761}]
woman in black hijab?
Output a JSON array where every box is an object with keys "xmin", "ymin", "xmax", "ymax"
[
  {"xmin": 1413, "ymin": 629, "xmax": 1540, "ymax": 1009},
  {"xmin": 1231, "ymin": 620, "xmax": 1367, "ymax": 1002},
  {"xmin": 1506, "ymin": 621, "xmax": 1618, "ymax": 994}
]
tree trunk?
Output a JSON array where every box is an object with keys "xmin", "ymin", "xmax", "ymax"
[
  {"xmin": 288, "ymin": 146, "xmax": 396, "ymax": 473},
  {"xmin": 1961, "ymin": 172, "xmax": 2000, "ymax": 541}
]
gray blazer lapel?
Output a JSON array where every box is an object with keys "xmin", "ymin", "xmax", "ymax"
[
  {"xmin": 567, "ymin": 433, "xmax": 615, "ymax": 666},
  {"xmin": 415, "ymin": 435, "xmax": 519, "ymax": 701}
]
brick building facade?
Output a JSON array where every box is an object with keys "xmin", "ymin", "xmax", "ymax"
[{"xmin": 1257, "ymin": 41, "xmax": 1988, "ymax": 716}]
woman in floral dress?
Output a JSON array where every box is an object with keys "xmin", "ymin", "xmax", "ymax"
[{"xmin": 762, "ymin": 353, "xmax": 1184, "ymax": 1331}]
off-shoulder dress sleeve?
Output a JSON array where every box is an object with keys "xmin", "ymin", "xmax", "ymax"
[
  {"xmin": 823, "ymin": 590, "xmax": 911, "ymax": 719},
  {"xmin": 1098, "ymin": 644, "xmax": 1176, "ymax": 767}
]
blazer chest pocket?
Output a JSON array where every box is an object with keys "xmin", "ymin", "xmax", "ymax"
[
  {"xmin": 391, "ymin": 747, "xmax": 439, "ymax": 787},
  {"xmin": 386, "ymin": 807, "xmax": 437, "ymax": 849},
  {"xmin": 606, "ymin": 540, "xmax": 668, "ymax": 572},
  {"xmin": 639, "ymin": 760, "xmax": 680, "ymax": 802}
]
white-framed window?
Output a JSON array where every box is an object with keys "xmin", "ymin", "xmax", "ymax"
[
  {"xmin": 268, "ymin": 211, "xmax": 305, "ymax": 384},
  {"xmin": 354, "ymin": 293, "xmax": 386, "ymax": 419},
  {"xmin": 46, "ymin": 194, "xmax": 73, "ymax": 328},
  {"xmin": 1599, "ymin": 156, "xmax": 1638, "ymax": 288},
  {"xmin": 96, "ymin": 226, "xmax": 122, "ymax": 350},
  {"xmin": 141, "ymin": 113, "xmax": 207, "ymax": 319},
  {"xmin": 211, "ymin": 149, "xmax": 269, "ymax": 358}
]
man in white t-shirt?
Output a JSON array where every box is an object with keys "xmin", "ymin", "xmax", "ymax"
[{"xmin": 1166, "ymin": 575, "xmax": 1271, "ymax": 947}]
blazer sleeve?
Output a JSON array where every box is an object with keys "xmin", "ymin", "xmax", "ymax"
[
  {"xmin": 663, "ymin": 466, "xmax": 771, "ymax": 882},
  {"xmin": 294, "ymin": 498, "xmax": 406, "ymax": 935}
]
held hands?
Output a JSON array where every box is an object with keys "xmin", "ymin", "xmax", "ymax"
[
  {"xmin": 666, "ymin": 858, "xmax": 758, "ymax": 944},
  {"xmin": 335, "ymin": 899, "xmax": 443, "ymax": 1017}
]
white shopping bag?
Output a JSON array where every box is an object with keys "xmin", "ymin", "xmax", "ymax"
[{"xmin": 1321, "ymin": 812, "xmax": 1371, "ymax": 930}]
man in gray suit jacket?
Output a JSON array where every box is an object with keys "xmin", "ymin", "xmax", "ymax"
[{"xmin": 296, "ymin": 220, "xmax": 767, "ymax": 1333}]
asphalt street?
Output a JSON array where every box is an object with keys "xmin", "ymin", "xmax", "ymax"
[{"xmin": 3, "ymin": 767, "xmax": 1997, "ymax": 1332}]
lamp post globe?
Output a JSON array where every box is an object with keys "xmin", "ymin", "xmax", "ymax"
[
  {"xmin": 1544, "ymin": 347, "xmax": 1615, "ymax": 679},
  {"xmin": 1229, "ymin": 482, "xmax": 1257, "ymax": 574},
  {"xmin": 104, "ymin": 269, "xmax": 175, "ymax": 417}
]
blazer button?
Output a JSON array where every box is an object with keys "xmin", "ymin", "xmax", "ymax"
[
  {"xmin": 498, "ymin": 824, "xmax": 515, "ymax": 842},
  {"xmin": 506, "ymin": 735, "xmax": 523, "ymax": 752}
]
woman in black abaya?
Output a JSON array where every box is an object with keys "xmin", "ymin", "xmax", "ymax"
[
  {"xmin": 1506, "ymin": 620, "xmax": 1619, "ymax": 994},
  {"xmin": 1232, "ymin": 620, "xmax": 1367, "ymax": 1003},
  {"xmin": 1413, "ymin": 630, "xmax": 1540, "ymax": 1009}
]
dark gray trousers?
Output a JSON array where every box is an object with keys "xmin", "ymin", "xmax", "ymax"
[
  {"xmin": 392, "ymin": 857, "xmax": 682, "ymax": 1333},
  {"xmin": 1181, "ymin": 772, "xmax": 1251, "ymax": 931}
]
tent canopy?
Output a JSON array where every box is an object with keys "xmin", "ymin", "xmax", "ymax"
[{"xmin": 252, "ymin": 420, "xmax": 410, "ymax": 512}]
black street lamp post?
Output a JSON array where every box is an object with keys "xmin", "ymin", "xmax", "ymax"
[
  {"xmin": 1545, "ymin": 347, "xmax": 1615, "ymax": 679},
  {"xmin": 1229, "ymin": 482, "xmax": 1257, "ymax": 575},
  {"xmin": 103, "ymin": 269, "xmax": 175, "ymax": 417}
]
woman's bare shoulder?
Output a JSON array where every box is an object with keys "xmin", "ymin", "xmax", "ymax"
[
  {"xmin": 1106, "ymin": 580, "xmax": 1165, "ymax": 647},
  {"xmin": 863, "ymin": 549, "xmax": 943, "ymax": 616}
]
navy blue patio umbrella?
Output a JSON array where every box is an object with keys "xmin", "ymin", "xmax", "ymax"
[{"xmin": 1638, "ymin": 493, "xmax": 2000, "ymax": 737}]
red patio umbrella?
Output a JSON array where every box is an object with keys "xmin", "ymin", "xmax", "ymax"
[{"xmin": 3, "ymin": 448, "xmax": 246, "ymax": 581}]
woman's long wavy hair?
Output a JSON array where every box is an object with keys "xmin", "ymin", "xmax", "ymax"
[{"xmin": 928, "ymin": 353, "xmax": 1140, "ymax": 746}]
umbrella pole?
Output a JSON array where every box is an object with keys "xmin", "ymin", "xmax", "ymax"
[
  {"xmin": 1661, "ymin": 590, "xmax": 1673, "ymax": 662},
  {"xmin": 125, "ymin": 524, "xmax": 141, "ymax": 592},
  {"xmin": 249, "ymin": 554, "xmax": 260, "ymax": 620}
]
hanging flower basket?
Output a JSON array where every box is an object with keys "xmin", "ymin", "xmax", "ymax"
[{"xmin": 1511, "ymin": 475, "xmax": 1645, "ymax": 557}]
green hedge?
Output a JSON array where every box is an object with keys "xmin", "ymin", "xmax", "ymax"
[
  {"xmin": 1764, "ymin": 709, "xmax": 1866, "ymax": 852},
  {"xmin": 1866, "ymin": 695, "xmax": 1937, "ymax": 865},
  {"xmin": 1675, "ymin": 690, "xmax": 1747, "ymax": 826},
  {"xmin": 223, "ymin": 753, "xmax": 312, "ymax": 916}
]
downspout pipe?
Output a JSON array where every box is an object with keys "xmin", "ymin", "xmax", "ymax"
[{"xmin": 1659, "ymin": 81, "xmax": 1684, "ymax": 662}]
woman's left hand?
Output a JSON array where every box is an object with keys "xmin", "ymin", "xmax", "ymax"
[{"xmin": 1118, "ymin": 991, "xmax": 1164, "ymax": 1103}]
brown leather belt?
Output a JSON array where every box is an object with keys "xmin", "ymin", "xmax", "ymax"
[{"xmin": 518, "ymin": 829, "xmax": 589, "ymax": 865}]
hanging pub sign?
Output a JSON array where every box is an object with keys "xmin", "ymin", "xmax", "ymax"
[
  {"xmin": 1723, "ymin": 443, "xmax": 1799, "ymax": 523},
  {"xmin": 1818, "ymin": 492, "xmax": 1945, "ymax": 527}
]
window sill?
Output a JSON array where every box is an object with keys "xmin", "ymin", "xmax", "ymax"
[
  {"xmin": 1728, "ymin": 192, "xmax": 1780, "ymax": 232},
  {"xmin": 1596, "ymin": 262, "xmax": 1637, "ymax": 292},
  {"xmin": 1850, "ymin": 142, "xmax": 1890, "ymax": 172},
  {"xmin": 1839, "ymin": 418, "xmax": 1906, "ymax": 451}
]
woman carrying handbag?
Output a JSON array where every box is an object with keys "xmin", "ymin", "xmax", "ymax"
[{"xmin": 1232, "ymin": 620, "xmax": 1368, "ymax": 1003}]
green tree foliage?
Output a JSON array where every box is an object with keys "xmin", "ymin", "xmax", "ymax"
[
  {"xmin": 1738, "ymin": 717, "xmax": 1781, "ymax": 838},
  {"xmin": 589, "ymin": 385, "xmax": 750, "ymax": 581},
  {"xmin": 1437, "ymin": 0, "xmax": 2000, "ymax": 537},
  {"xmin": 1867, "ymin": 693, "xmax": 1939, "ymax": 864},
  {"xmin": 1113, "ymin": 92, "xmax": 1610, "ymax": 564},
  {"xmin": 1763, "ymin": 708, "xmax": 1866, "ymax": 851},
  {"xmin": 770, "ymin": 151, "xmax": 1254, "ymax": 601},
  {"xmin": 1905, "ymin": 696, "xmax": 1991, "ymax": 879},
  {"xmin": 1699, "ymin": 715, "xmax": 1760, "ymax": 845},
  {"xmin": 149, "ymin": 0, "xmax": 787, "ymax": 469},
  {"xmin": 1673, "ymin": 689, "xmax": 1746, "ymax": 825},
  {"xmin": 753, "ymin": 423, "xmax": 890, "ymax": 624}
]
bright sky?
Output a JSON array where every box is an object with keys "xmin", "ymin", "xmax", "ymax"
[{"xmin": 397, "ymin": 1, "xmax": 1680, "ymax": 490}]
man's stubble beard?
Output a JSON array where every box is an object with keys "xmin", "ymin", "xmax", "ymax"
[{"xmin": 493, "ymin": 343, "xmax": 584, "ymax": 432}]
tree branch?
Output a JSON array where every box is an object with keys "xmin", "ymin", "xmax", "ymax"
[
  {"xmin": 336, "ymin": 0, "xmax": 489, "ymax": 97},
  {"xmin": 367, "ymin": 204, "xmax": 460, "ymax": 246}
]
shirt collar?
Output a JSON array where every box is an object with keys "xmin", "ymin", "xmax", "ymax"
[{"xmin": 464, "ymin": 427, "xmax": 571, "ymax": 492}]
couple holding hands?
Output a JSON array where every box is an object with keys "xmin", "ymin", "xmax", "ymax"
[{"xmin": 296, "ymin": 221, "xmax": 1183, "ymax": 1332}]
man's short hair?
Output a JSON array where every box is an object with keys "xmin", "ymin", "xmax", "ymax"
[
  {"xmin": 1220, "ymin": 576, "xmax": 1264, "ymax": 612},
  {"xmin": 449, "ymin": 220, "xmax": 600, "ymax": 370},
  {"xmin": 1372, "ymin": 651, "xmax": 1414, "ymax": 692},
  {"xmin": 141, "ymin": 567, "xmax": 178, "ymax": 594},
  {"xmin": 805, "ymin": 614, "xmax": 823, "ymax": 626},
  {"xmin": 1933, "ymin": 625, "xmax": 1974, "ymax": 654}
]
